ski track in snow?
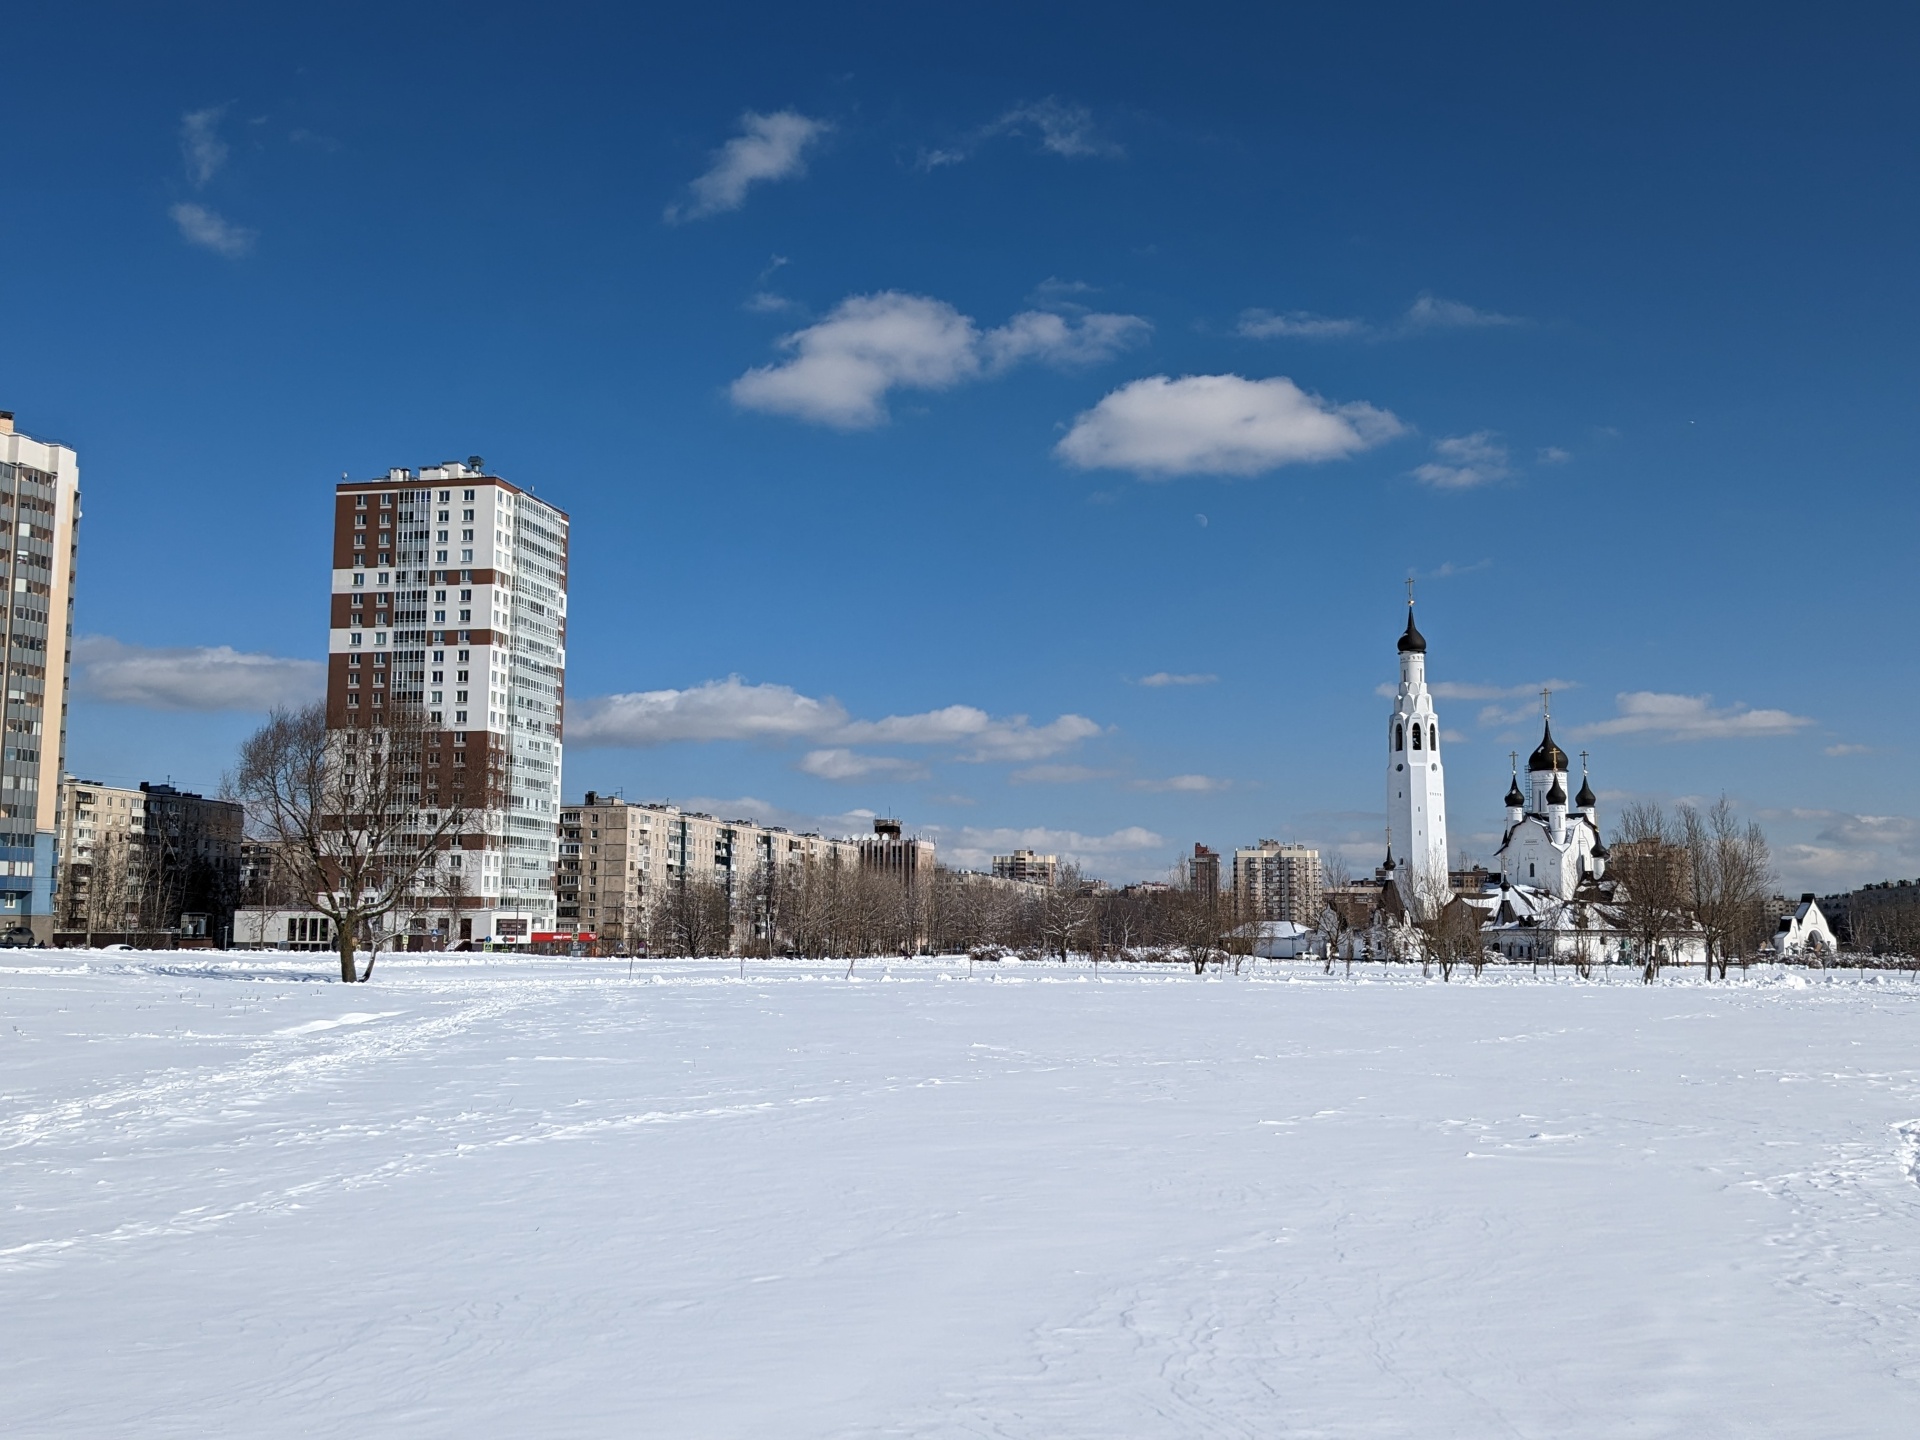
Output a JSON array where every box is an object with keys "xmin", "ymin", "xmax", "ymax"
[{"xmin": 2, "ymin": 952, "xmax": 1919, "ymax": 1437}]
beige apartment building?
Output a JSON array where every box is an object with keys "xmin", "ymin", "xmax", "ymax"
[
  {"xmin": 0, "ymin": 412, "xmax": 80, "ymax": 940},
  {"xmin": 991, "ymin": 848, "xmax": 1058, "ymax": 886},
  {"xmin": 556, "ymin": 795, "xmax": 868, "ymax": 948},
  {"xmin": 54, "ymin": 778, "xmax": 144, "ymax": 930},
  {"xmin": 1233, "ymin": 840, "xmax": 1323, "ymax": 925}
]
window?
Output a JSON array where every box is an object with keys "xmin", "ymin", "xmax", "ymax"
[
  {"xmin": 461, "ymin": 549, "xmax": 473, "ymax": 562},
  {"xmin": 459, "ymin": 589, "xmax": 471, "ymax": 602},
  {"xmin": 432, "ymin": 649, "xmax": 445, "ymax": 662},
  {"xmin": 348, "ymin": 654, "xmax": 361, "ymax": 667},
  {"xmin": 1412, "ymin": 724, "xmax": 1422, "ymax": 750},
  {"xmin": 1429, "ymin": 723, "xmax": 1438, "ymax": 750},
  {"xmin": 435, "ymin": 590, "xmax": 447, "ymax": 603},
  {"xmin": 438, "ymin": 491, "xmax": 450, "ymax": 502},
  {"xmin": 437, "ymin": 530, "xmax": 449, "ymax": 542},
  {"xmin": 456, "ymin": 669, "xmax": 469, "ymax": 681},
  {"xmin": 352, "ymin": 573, "xmax": 364, "ymax": 587},
  {"xmin": 1395, "ymin": 724, "xmax": 1404, "ymax": 750},
  {"xmin": 457, "ymin": 608, "xmax": 471, "ymax": 622},
  {"xmin": 354, "ymin": 514, "xmax": 366, "ymax": 528},
  {"xmin": 349, "ymin": 633, "xmax": 362, "ymax": 647},
  {"xmin": 356, "ymin": 496, "xmax": 368, "ymax": 509},
  {"xmin": 463, "ymin": 489, "xmax": 475, "ymax": 501},
  {"xmin": 431, "ymin": 670, "xmax": 444, "ymax": 683},
  {"xmin": 380, "ymin": 495, "xmax": 392, "ymax": 508},
  {"xmin": 461, "ymin": 529, "xmax": 474, "ymax": 542},
  {"xmin": 457, "ymin": 649, "xmax": 470, "ymax": 662},
  {"xmin": 462, "ymin": 508, "xmax": 474, "ymax": 521}
]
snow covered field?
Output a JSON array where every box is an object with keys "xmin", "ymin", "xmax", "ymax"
[{"xmin": 3, "ymin": 951, "xmax": 1917, "ymax": 1438}]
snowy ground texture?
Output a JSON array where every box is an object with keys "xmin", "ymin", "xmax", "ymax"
[{"xmin": 4, "ymin": 952, "xmax": 1919, "ymax": 1438}]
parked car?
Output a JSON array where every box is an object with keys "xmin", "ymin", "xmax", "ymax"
[{"xmin": 0, "ymin": 926, "xmax": 38, "ymax": 948}]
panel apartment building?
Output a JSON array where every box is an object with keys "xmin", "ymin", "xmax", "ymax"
[
  {"xmin": 328, "ymin": 461, "xmax": 568, "ymax": 942},
  {"xmin": 0, "ymin": 412, "xmax": 79, "ymax": 940},
  {"xmin": 557, "ymin": 795, "xmax": 867, "ymax": 948},
  {"xmin": 1232, "ymin": 840, "xmax": 1323, "ymax": 926}
]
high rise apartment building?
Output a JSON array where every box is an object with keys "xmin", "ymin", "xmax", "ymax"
[
  {"xmin": 1232, "ymin": 840, "xmax": 1324, "ymax": 925},
  {"xmin": 328, "ymin": 461, "xmax": 568, "ymax": 942},
  {"xmin": 0, "ymin": 412, "xmax": 79, "ymax": 940}
]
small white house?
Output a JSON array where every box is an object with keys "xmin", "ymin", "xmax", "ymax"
[
  {"xmin": 234, "ymin": 908, "xmax": 337, "ymax": 951},
  {"xmin": 1243, "ymin": 920, "xmax": 1316, "ymax": 959},
  {"xmin": 1770, "ymin": 894, "xmax": 1837, "ymax": 958}
]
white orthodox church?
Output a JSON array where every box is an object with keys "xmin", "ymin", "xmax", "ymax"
[{"xmin": 1370, "ymin": 601, "xmax": 1705, "ymax": 966}]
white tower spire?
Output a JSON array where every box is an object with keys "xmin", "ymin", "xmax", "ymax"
[{"xmin": 1386, "ymin": 590, "xmax": 1449, "ymax": 915}]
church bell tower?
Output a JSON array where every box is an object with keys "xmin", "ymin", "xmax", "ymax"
[{"xmin": 1386, "ymin": 595, "xmax": 1450, "ymax": 912}]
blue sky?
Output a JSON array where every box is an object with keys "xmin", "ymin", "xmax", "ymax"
[{"xmin": 4, "ymin": 2, "xmax": 1916, "ymax": 886}]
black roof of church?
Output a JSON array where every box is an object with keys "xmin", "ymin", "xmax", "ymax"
[
  {"xmin": 1547, "ymin": 775, "xmax": 1568, "ymax": 805},
  {"xmin": 1528, "ymin": 721, "xmax": 1569, "ymax": 773},
  {"xmin": 1575, "ymin": 775, "xmax": 1596, "ymax": 808},
  {"xmin": 1505, "ymin": 775, "xmax": 1526, "ymax": 807},
  {"xmin": 1397, "ymin": 609, "xmax": 1426, "ymax": 654}
]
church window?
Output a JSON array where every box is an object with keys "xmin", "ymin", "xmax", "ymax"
[
  {"xmin": 1529, "ymin": 863, "xmax": 1536, "ymax": 877},
  {"xmin": 1429, "ymin": 723, "xmax": 1438, "ymax": 750},
  {"xmin": 1395, "ymin": 723, "xmax": 1403, "ymax": 750},
  {"xmin": 1412, "ymin": 724, "xmax": 1422, "ymax": 750}
]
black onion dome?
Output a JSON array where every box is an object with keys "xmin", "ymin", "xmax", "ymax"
[
  {"xmin": 1397, "ymin": 609, "xmax": 1427, "ymax": 654},
  {"xmin": 1505, "ymin": 775, "xmax": 1526, "ymax": 808},
  {"xmin": 1547, "ymin": 776, "xmax": 1568, "ymax": 806},
  {"xmin": 1528, "ymin": 721, "xmax": 1569, "ymax": 773},
  {"xmin": 1575, "ymin": 775, "xmax": 1596, "ymax": 808}
]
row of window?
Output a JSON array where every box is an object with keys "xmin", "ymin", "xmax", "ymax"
[{"xmin": 355, "ymin": 488, "xmax": 480, "ymax": 509}]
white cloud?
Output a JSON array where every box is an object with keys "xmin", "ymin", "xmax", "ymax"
[
  {"xmin": 1236, "ymin": 309, "xmax": 1365, "ymax": 339},
  {"xmin": 1402, "ymin": 293, "xmax": 1525, "ymax": 330},
  {"xmin": 170, "ymin": 202, "xmax": 254, "ymax": 257},
  {"xmin": 73, "ymin": 636, "xmax": 322, "ymax": 712},
  {"xmin": 1411, "ymin": 431, "xmax": 1510, "ymax": 489},
  {"xmin": 992, "ymin": 99, "xmax": 1120, "ymax": 158},
  {"xmin": 180, "ymin": 106, "xmax": 229, "ymax": 188},
  {"xmin": 666, "ymin": 110, "xmax": 829, "ymax": 223},
  {"xmin": 1136, "ymin": 672, "xmax": 1217, "ymax": 688},
  {"xmin": 1569, "ymin": 692, "xmax": 1816, "ymax": 742},
  {"xmin": 732, "ymin": 291, "xmax": 1148, "ymax": 429},
  {"xmin": 1130, "ymin": 774, "xmax": 1230, "ymax": 793},
  {"xmin": 798, "ymin": 749, "xmax": 929, "ymax": 782},
  {"xmin": 1825, "ymin": 743, "xmax": 1872, "ymax": 756},
  {"xmin": 570, "ymin": 677, "xmax": 847, "ymax": 746},
  {"xmin": 981, "ymin": 310, "xmax": 1151, "ymax": 369},
  {"xmin": 1413, "ymin": 559, "xmax": 1492, "ymax": 580},
  {"xmin": 571, "ymin": 676, "xmax": 1101, "ymax": 764},
  {"xmin": 742, "ymin": 291, "xmax": 796, "ymax": 313},
  {"xmin": 1056, "ymin": 374, "xmax": 1403, "ymax": 478},
  {"xmin": 1010, "ymin": 764, "xmax": 1112, "ymax": 784},
  {"xmin": 1537, "ymin": 446, "xmax": 1572, "ymax": 464}
]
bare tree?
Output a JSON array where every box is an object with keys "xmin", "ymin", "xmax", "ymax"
[
  {"xmin": 1680, "ymin": 797, "xmax": 1774, "ymax": 979},
  {"xmin": 235, "ymin": 702, "xmax": 479, "ymax": 983},
  {"xmin": 1609, "ymin": 802, "xmax": 1693, "ymax": 982},
  {"xmin": 649, "ymin": 873, "xmax": 732, "ymax": 956}
]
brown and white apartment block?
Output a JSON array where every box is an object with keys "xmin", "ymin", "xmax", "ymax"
[
  {"xmin": 328, "ymin": 460, "xmax": 568, "ymax": 942},
  {"xmin": 0, "ymin": 412, "xmax": 79, "ymax": 940}
]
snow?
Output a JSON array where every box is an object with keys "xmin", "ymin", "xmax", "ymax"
[{"xmin": 4, "ymin": 950, "xmax": 1919, "ymax": 1437}]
